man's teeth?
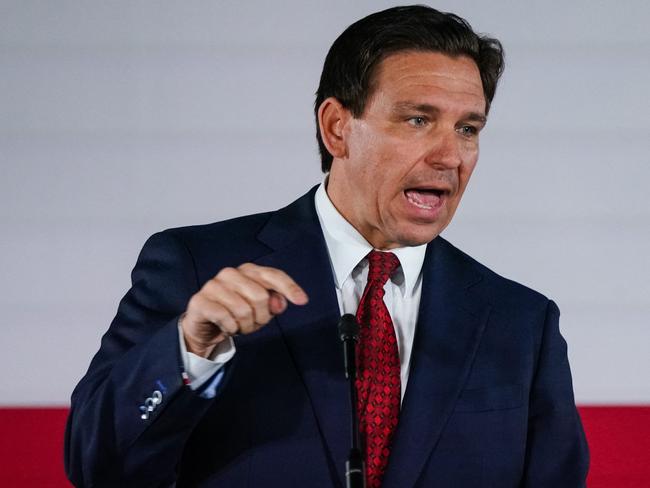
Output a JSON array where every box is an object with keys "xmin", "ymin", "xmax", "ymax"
[
  {"xmin": 405, "ymin": 189, "xmax": 441, "ymax": 209},
  {"xmin": 408, "ymin": 195, "xmax": 432, "ymax": 209}
]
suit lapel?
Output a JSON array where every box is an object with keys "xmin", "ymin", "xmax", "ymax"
[
  {"xmin": 255, "ymin": 187, "xmax": 349, "ymax": 488},
  {"xmin": 255, "ymin": 189, "xmax": 491, "ymax": 488},
  {"xmin": 383, "ymin": 238, "xmax": 491, "ymax": 488}
]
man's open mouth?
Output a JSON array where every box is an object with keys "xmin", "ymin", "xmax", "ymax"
[{"xmin": 404, "ymin": 188, "xmax": 445, "ymax": 210}]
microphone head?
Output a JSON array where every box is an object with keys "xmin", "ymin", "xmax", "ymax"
[{"xmin": 338, "ymin": 314, "xmax": 360, "ymax": 342}]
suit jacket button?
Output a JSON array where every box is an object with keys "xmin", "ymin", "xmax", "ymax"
[
  {"xmin": 145, "ymin": 397, "xmax": 156, "ymax": 412},
  {"xmin": 152, "ymin": 390, "xmax": 163, "ymax": 404}
]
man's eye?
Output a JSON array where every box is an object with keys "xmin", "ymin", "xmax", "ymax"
[
  {"xmin": 458, "ymin": 125, "xmax": 478, "ymax": 137},
  {"xmin": 407, "ymin": 116, "xmax": 427, "ymax": 127}
]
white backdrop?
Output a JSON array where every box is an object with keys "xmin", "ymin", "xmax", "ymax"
[{"xmin": 1, "ymin": 1, "xmax": 649, "ymax": 405}]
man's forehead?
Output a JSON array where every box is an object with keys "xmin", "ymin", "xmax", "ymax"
[
  {"xmin": 374, "ymin": 51, "xmax": 482, "ymax": 86},
  {"xmin": 367, "ymin": 51, "xmax": 486, "ymax": 111}
]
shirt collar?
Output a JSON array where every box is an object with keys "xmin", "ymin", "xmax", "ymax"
[{"xmin": 314, "ymin": 178, "xmax": 426, "ymax": 296}]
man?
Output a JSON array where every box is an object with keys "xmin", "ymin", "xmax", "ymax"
[{"xmin": 65, "ymin": 6, "xmax": 589, "ymax": 487}]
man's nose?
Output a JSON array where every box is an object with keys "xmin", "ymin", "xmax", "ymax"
[{"xmin": 423, "ymin": 130, "xmax": 463, "ymax": 169}]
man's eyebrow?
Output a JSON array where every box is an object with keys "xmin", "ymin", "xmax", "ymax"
[
  {"xmin": 465, "ymin": 112, "xmax": 487, "ymax": 125},
  {"xmin": 392, "ymin": 101, "xmax": 440, "ymax": 115},
  {"xmin": 392, "ymin": 101, "xmax": 487, "ymax": 125}
]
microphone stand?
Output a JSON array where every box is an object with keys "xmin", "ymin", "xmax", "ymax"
[{"xmin": 338, "ymin": 314, "xmax": 366, "ymax": 488}]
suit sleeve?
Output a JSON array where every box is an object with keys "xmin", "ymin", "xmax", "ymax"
[
  {"xmin": 522, "ymin": 300, "xmax": 590, "ymax": 487},
  {"xmin": 64, "ymin": 230, "xmax": 228, "ymax": 487}
]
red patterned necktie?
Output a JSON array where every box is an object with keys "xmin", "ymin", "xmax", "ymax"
[{"xmin": 355, "ymin": 250, "xmax": 401, "ymax": 488}]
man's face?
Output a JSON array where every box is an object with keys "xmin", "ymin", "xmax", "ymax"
[{"xmin": 327, "ymin": 51, "xmax": 486, "ymax": 249}]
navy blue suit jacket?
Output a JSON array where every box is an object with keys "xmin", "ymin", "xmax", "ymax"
[{"xmin": 65, "ymin": 187, "xmax": 588, "ymax": 487}]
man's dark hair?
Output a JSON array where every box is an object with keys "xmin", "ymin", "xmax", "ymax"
[{"xmin": 315, "ymin": 5, "xmax": 505, "ymax": 172}]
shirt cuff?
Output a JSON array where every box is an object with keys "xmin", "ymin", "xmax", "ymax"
[{"xmin": 177, "ymin": 321, "xmax": 236, "ymax": 390}]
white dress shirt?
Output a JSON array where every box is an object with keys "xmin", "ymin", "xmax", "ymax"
[
  {"xmin": 179, "ymin": 181, "xmax": 427, "ymax": 399},
  {"xmin": 314, "ymin": 182, "xmax": 426, "ymax": 400}
]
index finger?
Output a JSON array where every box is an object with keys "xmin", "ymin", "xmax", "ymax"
[{"xmin": 238, "ymin": 263, "xmax": 309, "ymax": 306}]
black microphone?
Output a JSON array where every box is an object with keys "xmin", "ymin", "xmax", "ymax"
[
  {"xmin": 338, "ymin": 314, "xmax": 365, "ymax": 488},
  {"xmin": 339, "ymin": 314, "xmax": 359, "ymax": 379}
]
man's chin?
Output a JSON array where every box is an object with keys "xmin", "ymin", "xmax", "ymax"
[
  {"xmin": 400, "ymin": 234, "xmax": 439, "ymax": 247},
  {"xmin": 385, "ymin": 227, "xmax": 443, "ymax": 249}
]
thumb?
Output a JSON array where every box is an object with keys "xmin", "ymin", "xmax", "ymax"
[{"xmin": 268, "ymin": 291, "xmax": 288, "ymax": 315}]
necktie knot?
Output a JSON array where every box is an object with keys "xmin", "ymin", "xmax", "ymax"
[{"xmin": 366, "ymin": 250, "xmax": 400, "ymax": 286}]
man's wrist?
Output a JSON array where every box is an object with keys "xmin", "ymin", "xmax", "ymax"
[
  {"xmin": 184, "ymin": 339, "xmax": 219, "ymax": 359},
  {"xmin": 179, "ymin": 313, "xmax": 225, "ymax": 359}
]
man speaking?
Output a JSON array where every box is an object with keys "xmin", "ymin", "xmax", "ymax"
[{"xmin": 65, "ymin": 5, "xmax": 589, "ymax": 487}]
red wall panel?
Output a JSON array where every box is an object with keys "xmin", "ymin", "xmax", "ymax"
[{"xmin": 0, "ymin": 406, "xmax": 647, "ymax": 486}]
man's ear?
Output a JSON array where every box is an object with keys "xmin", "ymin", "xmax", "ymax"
[{"xmin": 317, "ymin": 97, "xmax": 351, "ymax": 160}]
